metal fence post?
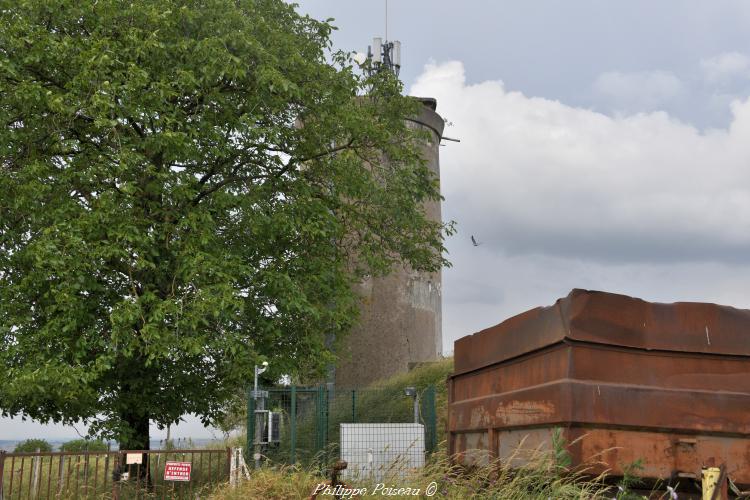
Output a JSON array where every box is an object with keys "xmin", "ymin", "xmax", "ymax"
[
  {"xmin": 290, "ymin": 385, "xmax": 297, "ymax": 465},
  {"xmin": 422, "ymin": 385, "xmax": 437, "ymax": 453},
  {"xmin": 351, "ymin": 390, "xmax": 356, "ymax": 423},
  {"xmin": 246, "ymin": 386, "xmax": 255, "ymax": 467},
  {"xmin": 324, "ymin": 385, "xmax": 330, "ymax": 464},
  {"xmin": 315, "ymin": 386, "xmax": 323, "ymax": 453},
  {"xmin": 0, "ymin": 450, "xmax": 6, "ymax": 500},
  {"xmin": 316, "ymin": 385, "xmax": 330, "ymax": 456}
]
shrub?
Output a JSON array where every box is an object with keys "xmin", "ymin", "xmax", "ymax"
[
  {"xmin": 59, "ymin": 439, "xmax": 109, "ymax": 452},
  {"xmin": 14, "ymin": 438, "xmax": 52, "ymax": 452}
]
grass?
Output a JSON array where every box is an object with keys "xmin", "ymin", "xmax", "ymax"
[
  {"xmin": 1, "ymin": 452, "xmax": 116, "ymax": 499},
  {"xmin": 209, "ymin": 440, "xmax": 614, "ymax": 500},
  {"xmin": 209, "ymin": 465, "xmax": 323, "ymax": 500}
]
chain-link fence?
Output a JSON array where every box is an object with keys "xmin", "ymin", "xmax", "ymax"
[{"xmin": 247, "ymin": 385, "xmax": 438, "ymax": 468}]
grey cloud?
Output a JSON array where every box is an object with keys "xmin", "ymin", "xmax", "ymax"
[
  {"xmin": 469, "ymin": 222, "xmax": 750, "ymax": 265},
  {"xmin": 414, "ymin": 61, "xmax": 750, "ymax": 266},
  {"xmin": 297, "ymin": 0, "xmax": 750, "ymax": 129},
  {"xmin": 593, "ymin": 70, "xmax": 685, "ymax": 112},
  {"xmin": 444, "ymin": 268, "xmax": 505, "ymax": 306},
  {"xmin": 701, "ymin": 52, "xmax": 750, "ymax": 84},
  {"xmin": 440, "ymin": 249, "xmax": 750, "ymax": 351}
]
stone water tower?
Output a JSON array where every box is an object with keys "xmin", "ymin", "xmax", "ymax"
[{"xmin": 334, "ymin": 37, "xmax": 445, "ymax": 387}]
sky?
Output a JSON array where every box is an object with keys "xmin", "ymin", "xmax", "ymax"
[
  {"xmin": 294, "ymin": 0, "xmax": 750, "ymax": 352},
  {"xmin": 6, "ymin": 0, "xmax": 750, "ymax": 440}
]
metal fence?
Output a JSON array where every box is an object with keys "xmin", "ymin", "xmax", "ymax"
[
  {"xmin": 247, "ymin": 385, "xmax": 438, "ymax": 467},
  {"xmin": 0, "ymin": 448, "xmax": 229, "ymax": 499},
  {"xmin": 340, "ymin": 423, "xmax": 426, "ymax": 482}
]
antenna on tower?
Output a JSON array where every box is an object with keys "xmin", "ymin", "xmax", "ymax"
[
  {"xmin": 365, "ymin": 37, "xmax": 401, "ymax": 78},
  {"xmin": 385, "ymin": 0, "xmax": 388, "ymax": 42},
  {"xmin": 363, "ymin": 0, "xmax": 401, "ymax": 77}
]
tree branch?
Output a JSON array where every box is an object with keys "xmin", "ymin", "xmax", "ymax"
[{"xmin": 276, "ymin": 137, "xmax": 356, "ymax": 179}]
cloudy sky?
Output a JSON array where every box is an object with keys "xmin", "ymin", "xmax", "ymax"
[
  {"xmin": 295, "ymin": 0, "xmax": 750, "ymax": 353},
  {"xmin": 6, "ymin": 1, "xmax": 750, "ymax": 440}
]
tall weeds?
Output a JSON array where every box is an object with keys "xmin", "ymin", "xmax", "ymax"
[{"xmin": 210, "ymin": 441, "xmax": 612, "ymax": 500}]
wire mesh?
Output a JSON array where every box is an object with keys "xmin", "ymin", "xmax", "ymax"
[
  {"xmin": 254, "ymin": 385, "xmax": 438, "ymax": 469},
  {"xmin": 339, "ymin": 423, "xmax": 425, "ymax": 482}
]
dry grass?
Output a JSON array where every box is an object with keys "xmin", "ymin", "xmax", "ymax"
[
  {"xmin": 209, "ymin": 441, "xmax": 614, "ymax": 500},
  {"xmin": 209, "ymin": 465, "xmax": 323, "ymax": 500}
]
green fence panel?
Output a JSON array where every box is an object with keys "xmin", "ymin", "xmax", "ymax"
[
  {"xmin": 251, "ymin": 383, "xmax": 439, "ymax": 467},
  {"xmin": 422, "ymin": 385, "xmax": 438, "ymax": 453},
  {"xmin": 290, "ymin": 385, "xmax": 297, "ymax": 465}
]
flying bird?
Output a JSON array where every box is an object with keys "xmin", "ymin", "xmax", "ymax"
[{"xmin": 471, "ymin": 235, "xmax": 482, "ymax": 247}]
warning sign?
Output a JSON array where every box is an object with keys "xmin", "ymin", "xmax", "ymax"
[{"xmin": 164, "ymin": 461, "xmax": 192, "ymax": 482}]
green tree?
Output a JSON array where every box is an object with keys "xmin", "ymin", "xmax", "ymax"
[
  {"xmin": 60, "ymin": 438, "xmax": 109, "ymax": 452},
  {"xmin": 14, "ymin": 438, "xmax": 53, "ymax": 452},
  {"xmin": 0, "ymin": 0, "xmax": 450, "ymax": 451}
]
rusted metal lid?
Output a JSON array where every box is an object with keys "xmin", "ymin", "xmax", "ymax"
[{"xmin": 454, "ymin": 289, "xmax": 750, "ymax": 375}]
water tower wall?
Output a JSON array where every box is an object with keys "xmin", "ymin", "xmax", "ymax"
[{"xmin": 335, "ymin": 99, "xmax": 445, "ymax": 388}]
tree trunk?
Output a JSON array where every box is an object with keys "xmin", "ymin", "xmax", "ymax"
[{"xmin": 113, "ymin": 407, "xmax": 152, "ymax": 489}]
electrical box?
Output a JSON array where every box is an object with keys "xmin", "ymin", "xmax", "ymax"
[
  {"xmin": 269, "ymin": 412, "xmax": 280, "ymax": 443},
  {"xmin": 254, "ymin": 410, "xmax": 281, "ymax": 444}
]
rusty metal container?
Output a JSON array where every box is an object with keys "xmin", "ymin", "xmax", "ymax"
[{"xmin": 448, "ymin": 289, "xmax": 750, "ymax": 486}]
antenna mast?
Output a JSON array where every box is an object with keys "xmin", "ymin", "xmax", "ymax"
[{"xmin": 365, "ymin": 1, "xmax": 401, "ymax": 79}]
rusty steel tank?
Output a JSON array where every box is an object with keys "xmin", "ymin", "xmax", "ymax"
[
  {"xmin": 448, "ymin": 289, "xmax": 750, "ymax": 487},
  {"xmin": 334, "ymin": 97, "xmax": 444, "ymax": 388}
]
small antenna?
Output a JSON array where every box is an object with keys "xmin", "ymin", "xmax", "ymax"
[
  {"xmin": 365, "ymin": 37, "xmax": 400, "ymax": 78},
  {"xmin": 365, "ymin": 2, "xmax": 401, "ymax": 80},
  {"xmin": 364, "ymin": 1, "xmax": 400, "ymax": 78}
]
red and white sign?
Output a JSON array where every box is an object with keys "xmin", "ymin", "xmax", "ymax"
[{"xmin": 164, "ymin": 461, "xmax": 192, "ymax": 482}]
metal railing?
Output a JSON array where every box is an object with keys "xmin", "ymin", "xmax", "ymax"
[{"xmin": 0, "ymin": 448, "xmax": 230, "ymax": 499}]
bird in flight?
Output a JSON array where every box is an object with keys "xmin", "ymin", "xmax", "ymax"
[{"xmin": 471, "ymin": 235, "xmax": 482, "ymax": 247}]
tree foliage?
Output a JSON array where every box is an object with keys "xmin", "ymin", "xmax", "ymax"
[
  {"xmin": 0, "ymin": 0, "xmax": 450, "ymax": 446},
  {"xmin": 60, "ymin": 438, "xmax": 109, "ymax": 452},
  {"xmin": 14, "ymin": 438, "xmax": 53, "ymax": 452}
]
